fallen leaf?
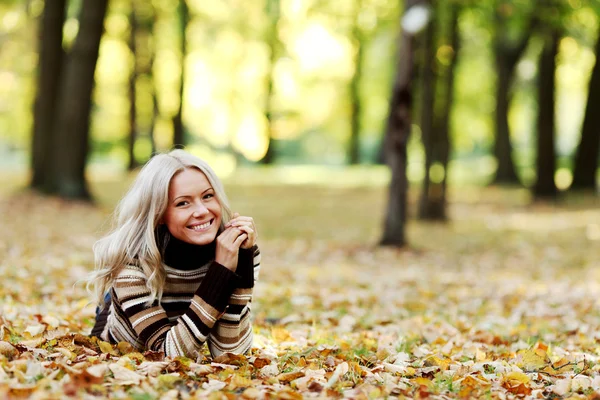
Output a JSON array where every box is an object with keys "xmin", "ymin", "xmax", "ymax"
[
  {"xmin": 277, "ymin": 371, "xmax": 305, "ymax": 383},
  {"xmin": 109, "ymin": 364, "xmax": 143, "ymax": 385}
]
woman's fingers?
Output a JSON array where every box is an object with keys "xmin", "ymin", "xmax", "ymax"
[
  {"xmin": 233, "ymin": 232, "xmax": 248, "ymax": 247},
  {"xmin": 225, "ymin": 214, "xmax": 255, "ymax": 230},
  {"xmin": 235, "ymin": 225, "xmax": 256, "ymax": 248},
  {"xmin": 222, "ymin": 214, "xmax": 257, "ymax": 250}
]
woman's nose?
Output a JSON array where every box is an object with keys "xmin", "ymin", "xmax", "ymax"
[{"xmin": 192, "ymin": 202, "xmax": 208, "ymax": 217}]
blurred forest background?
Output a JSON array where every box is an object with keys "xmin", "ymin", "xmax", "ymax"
[{"xmin": 0, "ymin": 0, "xmax": 599, "ymax": 245}]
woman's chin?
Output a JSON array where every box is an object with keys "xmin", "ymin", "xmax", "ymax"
[{"xmin": 184, "ymin": 231, "xmax": 216, "ymax": 246}]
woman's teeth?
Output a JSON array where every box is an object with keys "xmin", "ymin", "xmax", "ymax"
[{"xmin": 190, "ymin": 221, "xmax": 211, "ymax": 231}]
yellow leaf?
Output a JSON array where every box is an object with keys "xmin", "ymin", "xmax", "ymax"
[
  {"xmin": 458, "ymin": 375, "xmax": 487, "ymax": 397},
  {"xmin": 97, "ymin": 340, "xmax": 117, "ymax": 355},
  {"xmin": 157, "ymin": 374, "xmax": 183, "ymax": 389},
  {"xmin": 229, "ymin": 374, "xmax": 253, "ymax": 389},
  {"xmin": 475, "ymin": 349, "xmax": 487, "ymax": 362},
  {"xmin": 425, "ymin": 356, "xmax": 450, "ymax": 371},
  {"xmin": 277, "ymin": 371, "xmax": 305, "ymax": 383},
  {"xmin": 116, "ymin": 341, "xmax": 136, "ymax": 355},
  {"xmin": 271, "ymin": 327, "xmax": 293, "ymax": 343},
  {"xmin": 412, "ymin": 377, "xmax": 433, "ymax": 388},
  {"xmin": 516, "ymin": 348, "xmax": 548, "ymax": 371},
  {"xmin": 503, "ymin": 371, "xmax": 530, "ymax": 385}
]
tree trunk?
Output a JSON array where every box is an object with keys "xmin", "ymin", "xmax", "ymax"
[
  {"xmin": 128, "ymin": 2, "xmax": 139, "ymax": 171},
  {"xmin": 172, "ymin": 0, "xmax": 189, "ymax": 148},
  {"xmin": 571, "ymin": 31, "xmax": 600, "ymax": 191},
  {"xmin": 50, "ymin": 0, "xmax": 109, "ymax": 199},
  {"xmin": 348, "ymin": 4, "xmax": 364, "ymax": 165},
  {"xmin": 380, "ymin": 0, "xmax": 423, "ymax": 247},
  {"xmin": 491, "ymin": 6, "xmax": 535, "ymax": 185},
  {"xmin": 149, "ymin": 84, "xmax": 159, "ymax": 156},
  {"xmin": 138, "ymin": 1, "xmax": 158, "ymax": 158},
  {"xmin": 417, "ymin": 2, "xmax": 436, "ymax": 219},
  {"xmin": 419, "ymin": 3, "xmax": 459, "ymax": 220},
  {"xmin": 493, "ymin": 53, "xmax": 520, "ymax": 184},
  {"xmin": 533, "ymin": 30, "xmax": 559, "ymax": 199},
  {"xmin": 260, "ymin": 0, "xmax": 280, "ymax": 165},
  {"xmin": 31, "ymin": 0, "xmax": 67, "ymax": 190}
]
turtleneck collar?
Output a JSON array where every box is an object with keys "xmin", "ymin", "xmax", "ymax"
[{"xmin": 163, "ymin": 236, "xmax": 216, "ymax": 270}]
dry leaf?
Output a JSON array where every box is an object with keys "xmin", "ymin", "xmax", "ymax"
[
  {"xmin": 0, "ymin": 341, "xmax": 18, "ymax": 360},
  {"xmin": 24, "ymin": 325, "xmax": 45, "ymax": 337},
  {"xmin": 277, "ymin": 371, "xmax": 305, "ymax": 383},
  {"xmin": 109, "ymin": 364, "xmax": 143, "ymax": 385}
]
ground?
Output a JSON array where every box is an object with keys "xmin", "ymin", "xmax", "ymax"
[{"xmin": 0, "ymin": 170, "xmax": 599, "ymax": 399}]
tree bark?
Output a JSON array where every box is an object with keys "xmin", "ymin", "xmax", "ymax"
[
  {"xmin": 260, "ymin": 0, "xmax": 280, "ymax": 164},
  {"xmin": 31, "ymin": 0, "xmax": 67, "ymax": 190},
  {"xmin": 380, "ymin": 0, "xmax": 421, "ymax": 247},
  {"xmin": 50, "ymin": 0, "xmax": 109, "ymax": 199},
  {"xmin": 172, "ymin": 0, "xmax": 189, "ymax": 148},
  {"xmin": 493, "ymin": 52, "xmax": 520, "ymax": 184},
  {"xmin": 533, "ymin": 30, "xmax": 559, "ymax": 199},
  {"xmin": 128, "ymin": 2, "xmax": 139, "ymax": 171},
  {"xmin": 138, "ymin": 1, "xmax": 158, "ymax": 158},
  {"xmin": 571, "ymin": 31, "xmax": 600, "ymax": 191},
  {"xmin": 491, "ymin": 6, "xmax": 535, "ymax": 185},
  {"xmin": 419, "ymin": 3, "xmax": 459, "ymax": 220},
  {"xmin": 417, "ymin": 1, "xmax": 436, "ymax": 219},
  {"xmin": 348, "ymin": 0, "xmax": 365, "ymax": 165}
]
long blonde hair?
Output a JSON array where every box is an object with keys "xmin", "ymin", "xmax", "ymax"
[{"xmin": 87, "ymin": 149, "xmax": 233, "ymax": 307}]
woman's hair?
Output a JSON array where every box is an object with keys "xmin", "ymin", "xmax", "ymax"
[{"xmin": 87, "ymin": 149, "xmax": 233, "ymax": 307}]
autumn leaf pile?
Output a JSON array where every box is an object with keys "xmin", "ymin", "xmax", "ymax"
[{"xmin": 1, "ymin": 182, "xmax": 599, "ymax": 399}]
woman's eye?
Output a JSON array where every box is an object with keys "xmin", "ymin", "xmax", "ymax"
[
  {"xmin": 203, "ymin": 193, "xmax": 214, "ymax": 200},
  {"xmin": 176, "ymin": 201, "xmax": 189, "ymax": 207}
]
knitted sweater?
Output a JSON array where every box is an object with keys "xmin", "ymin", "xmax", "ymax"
[{"xmin": 92, "ymin": 238, "xmax": 260, "ymax": 358}]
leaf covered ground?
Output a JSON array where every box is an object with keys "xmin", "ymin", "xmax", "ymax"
[{"xmin": 1, "ymin": 176, "xmax": 600, "ymax": 399}]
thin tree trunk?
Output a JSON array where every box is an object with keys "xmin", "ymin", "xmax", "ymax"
[
  {"xmin": 533, "ymin": 30, "xmax": 560, "ymax": 199},
  {"xmin": 139, "ymin": 1, "xmax": 158, "ymax": 158},
  {"xmin": 149, "ymin": 84, "xmax": 159, "ymax": 155},
  {"xmin": 419, "ymin": 3, "xmax": 459, "ymax": 220},
  {"xmin": 493, "ymin": 54, "xmax": 520, "ymax": 184},
  {"xmin": 348, "ymin": 0, "xmax": 364, "ymax": 165},
  {"xmin": 260, "ymin": 0, "xmax": 280, "ymax": 165},
  {"xmin": 50, "ymin": 0, "xmax": 109, "ymax": 199},
  {"xmin": 491, "ymin": 6, "xmax": 536, "ymax": 185},
  {"xmin": 128, "ymin": 2, "xmax": 139, "ymax": 170},
  {"xmin": 31, "ymin": 0, "xmax": 66, "ymax": 190},
  {"xmin": 380, "ymin": 0, "xmax": 422, "ymax": 247},
  {"xmin": 172, "ymin": 0, "xmax": 188, "ymax": 148},
  {"xmin": 571, "ymin": 31, "xmax": 600, "ymax": 191},
  {"xmin": 417, "ymin": 1, "xmax": 436, "ymax": 219}
]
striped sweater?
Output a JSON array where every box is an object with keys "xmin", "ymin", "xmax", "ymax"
[{"xmin": 92, "ymin": 238, "xmax": 260, "ymax": 359}]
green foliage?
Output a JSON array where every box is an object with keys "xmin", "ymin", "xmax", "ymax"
[{"xmin": 0, "ymin": 0, "xmax": 598, "ymax": 182}]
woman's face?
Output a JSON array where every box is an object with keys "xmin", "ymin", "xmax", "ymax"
[{"xmin": 162, "ymin": 168, "xmax": 222, "ymax": 246}]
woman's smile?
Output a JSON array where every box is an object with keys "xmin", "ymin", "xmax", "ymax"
[{"xmin": 188, "ymin": 219, "xmax": 213, "ymax": 231}]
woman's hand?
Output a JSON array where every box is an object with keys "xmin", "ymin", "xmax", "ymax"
[
  {"xmin": 224, "ymin": 213, "xmax": 258, "ymax": 249},
  {"xmin": 215, "ymin": 226, "xmax": 248, "ymax": 272}
]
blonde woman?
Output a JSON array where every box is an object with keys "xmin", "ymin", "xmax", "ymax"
[{"xmin": 88, "ymin": 149, "xmax": 260, "ymax": 358}]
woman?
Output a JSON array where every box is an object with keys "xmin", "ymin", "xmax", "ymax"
[{"xmin": 88, "ymin": 149, "xmax": 260, "ymax": 359}]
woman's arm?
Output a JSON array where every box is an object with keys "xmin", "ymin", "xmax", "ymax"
[
  {"xmin": 112, "ymin": 261, "xmax": 238, "ymax": 358},
  {"xmin": 208, "ymin": 245, "xmax": 261, "ymax": 356}
]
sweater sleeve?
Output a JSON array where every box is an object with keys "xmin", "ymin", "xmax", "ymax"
[
  {"xmin": 112, "ymin": 261, "xmax": 237, "ymax": 358},
  {"xmin": 208, "ymin": 245, "xmax": 261, "ymax": 357}
]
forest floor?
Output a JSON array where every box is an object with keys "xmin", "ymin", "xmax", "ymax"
[{"xmin": 1, "ymin": 172, "xmax": 600, "ymax": 399}]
